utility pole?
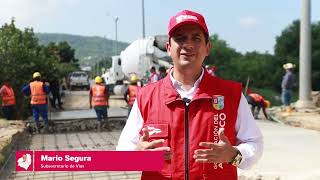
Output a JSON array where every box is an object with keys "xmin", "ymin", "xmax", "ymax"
[
  {"xmin": 107, "ymin": 12, "xmax": 119, "ymax": 55},
  {"xmin": 115, "ymin": 16, "xmax": 119, "ymax": 55},
  {"xmin": 296, "ymin": 0, "xmax": 314, "ymax": 108},
  {"xmin": 142, "ymin": 0, "xmax": 145, "ymax": 38}
]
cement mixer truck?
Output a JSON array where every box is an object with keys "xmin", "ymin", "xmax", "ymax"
[{"xmin": 102, "ymin": 35, "xmax": 172, "ymax": 95}]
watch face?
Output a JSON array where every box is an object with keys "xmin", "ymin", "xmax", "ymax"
[
  {"xmin": 235, "ymin": 154, "xmax": 242, "ymax": 165},
  {"xmin": 232, "ymin": 153, "xmax": 242, "ymax": 166}
]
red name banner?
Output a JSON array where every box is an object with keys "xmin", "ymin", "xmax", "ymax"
[{"xmin": 16, "ymin": 151, "xmax": 164, "ymax": 171}]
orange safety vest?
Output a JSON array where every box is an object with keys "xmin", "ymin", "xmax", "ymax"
[
  {"xmin": 248, "ymin": 93, "xmax": 264, "ymax": 103},
  {"xmin": 30, "ymin": 81, "xmax": 47, "ymax": 105},
  {"xmin": 128, "ymin": 85, "xmax": 139, "ymax": 106},
  {"xmin": 1, "ymin": 85, "xmax": 16, "ymax": 106},
  {"xmin": 92, "ymin": 84, "xmax": 108, "ymax": 106}
]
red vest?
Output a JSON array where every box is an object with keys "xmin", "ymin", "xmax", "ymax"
[
  {"xmin": 1, "ymin": 85, "xmax": 16, "ymax": 106},
  {"xmin": 137, "ymin": 70, "xmax": 242, "ymax": 180},
  {"xmin": 248, "ymin": 93, "xmax": 264, "ymax": 103},
  {"xmin": 30, "ymin": 81, "xmax": 47, "ymax": 105},
  {"xmin": 92, "ymin": 84, "xmax": 108, "ymax": 106},
  {"xmin": 128, "ymin": 85, "xmax": 139, "ymax": 106}
]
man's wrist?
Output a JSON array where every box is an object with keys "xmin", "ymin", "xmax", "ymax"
[
  {"xmin": 228, "ymin": 147, "xmax": 238, "ymax": 162},
  {"xmin": 229, "ymin": 147, "xmax": 242, "ymax": 166}
]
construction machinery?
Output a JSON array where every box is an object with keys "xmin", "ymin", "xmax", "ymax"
[{"xmin": 102, "ymin": 35, "xmax": 172, "ymax": 95}]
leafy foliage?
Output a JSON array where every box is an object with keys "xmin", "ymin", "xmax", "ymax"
[
  {"xmin": 205, "ymin": 34, "xmax": 241, "ymax": 77},
  {"xmin": 228, "ymin": 52, "xmax": 277, "ymax": 88},
  {"xmin": 206, "ymin": 35, "xmax": 277, "ymax": 89}
]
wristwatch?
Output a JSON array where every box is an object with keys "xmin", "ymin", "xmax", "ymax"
[{"xmin": 229, "ymin": 150, "xmax": 242, "ymax": 167}]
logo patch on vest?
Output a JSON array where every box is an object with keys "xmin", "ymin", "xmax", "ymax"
[
  {"xmin": 147, "ymin": 126, "xmax": 162, "ymax": 136},
  {"xmin": 212, "ymin": 95, "xmax": 224, "ymax": 110},
  {"xmin": 142, "ymin": 124, "xmax": 169, "ymax": 138}
]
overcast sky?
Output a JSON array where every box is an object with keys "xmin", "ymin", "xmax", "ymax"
[{"xmin": 0, "ymin": 0, "xmax": 319, "ymax": 54}]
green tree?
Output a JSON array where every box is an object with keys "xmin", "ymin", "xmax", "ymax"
[
  {"xmin": 57, "ymin": 41, "xmax": 77, "ymax": 63},
  {"xmin": 229, "ymin": 52, "xmax": 277, "ymax": 88},
  {"xmin": 205, "ymin": 34, "xmax": 280, "ymax": 91},
  {"xmin": 42, "ymin": 42, "xmax": 79, "ymax": 80},
  {"xmin": 205, "ymin": 34, "xmax": 241, "ymax": 80}
]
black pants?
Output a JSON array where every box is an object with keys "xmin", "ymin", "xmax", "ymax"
[
  {"xmin": 52, "ymin": 91, "xmax": 62, "ymax": 108},
  {"xmin": 2, "ymin": 105, "xmax": 15, "ymax": 120}
]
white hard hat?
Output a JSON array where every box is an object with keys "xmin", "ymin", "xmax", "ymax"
[{"xmin": 283, "ymin": 63, "xmax": 296, "ymax": 69}]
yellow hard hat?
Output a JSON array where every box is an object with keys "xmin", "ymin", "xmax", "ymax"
[
  {"xmin": 130, "ymin": 74, "xmax": 138, "ymax": 83},
  {"xmin": 33, "ymin": 72, "xmax": 41, "ymax": 78},
  {"xmin": 264, "ymin": 100, "xmax": 271, "ymax": 108},
  {"xmin": 95, "ymin": 76, "xmax": 103, "ymax": 83}
]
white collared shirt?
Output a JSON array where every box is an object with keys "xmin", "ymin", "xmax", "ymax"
[
  {"xmin": 169, "ymin": 67, "xmax": 204, "ymax": 100},
  {"xmin": 117, "ymin": 68, "xmax": 263, "ymax": 170}
]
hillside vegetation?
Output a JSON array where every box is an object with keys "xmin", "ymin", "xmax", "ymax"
[{"xmin": 36, "ymin": 33, "xmax": 129, "ymax": 65}]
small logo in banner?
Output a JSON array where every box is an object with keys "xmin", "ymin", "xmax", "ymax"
[
  {"xmin": 212, "ymin": 95, "xmax": 224, "ymax": 110},
  {"xmin": 16, "ymin": 152, "xmax": 32, "ymax": 171}
]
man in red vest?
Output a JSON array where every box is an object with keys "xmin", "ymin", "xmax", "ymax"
[
  {"xmin": 22, "ymin": 72, "xmax": 50, "ymax": 133},
  {"xmin": 0, "ymin": 79, "xmax": 16, "ymax": 120},
  {"xmin": 246, "ymin": 93, "xmax": 270, "ymax": 120},
  {"xmin": 124, "ymin": 74, "xmax": 140, "ymax": 116},
  {"xmin": 117, "ymin": 10, "xmax": 263, "ymax": 179},
  {"xmin": 90, "ymin": 76, "xmax": 109, "ymax": 131}
]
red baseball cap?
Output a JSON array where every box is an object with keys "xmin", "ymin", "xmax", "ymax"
[{"xmin": 168, "ymin": 10, "xmax": 209, "ymax": 39}]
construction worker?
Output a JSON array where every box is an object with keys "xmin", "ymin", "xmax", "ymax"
[
  {"xmin": 89, "ymin": 76, "xmax": 109, "ymax": 131},
  {"xmin": 246, "ymin": 93, "xmax": 270, "ymax": 120},
  {"xmin": 0, "ymin": 80, "xmax": 16, "ymax": 120},
  {"xmin": 22, "ymin": 72, "xmax": 50, "ymax": 133},
  {"xmin": 282, "ymin": 62, "xmax": 296, "ymax": 112},
  {"xmin": 49, "ymin": 78, "xmax": 63, "ymax": 110},
  {"xmin": 124, "ymin": 74, "xmax": 140, "ymax": 115}
]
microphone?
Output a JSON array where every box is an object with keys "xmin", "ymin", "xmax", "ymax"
[{"xmin": 182, "ymin": 98, "xmax": 191, "ymax": 103}]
